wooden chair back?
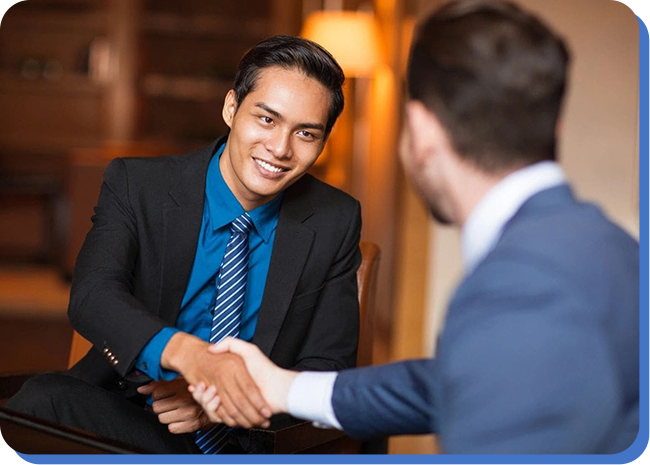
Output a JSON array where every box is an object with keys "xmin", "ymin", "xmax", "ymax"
[{"xmin": 356, "ymin": 241, "xmax": 380, "ymax": 367}]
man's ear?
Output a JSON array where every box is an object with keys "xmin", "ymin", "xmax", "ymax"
[
  {"xmin": 406, "ymin": 100, "xmax": 455, "ymax": 162},
  {"xmin": 222, "ymin": 90, "xmax": 238, "ymax": 128},
  {"xmin": 405, "ymin": 100, "xmax": 438, "ymax": 163}
]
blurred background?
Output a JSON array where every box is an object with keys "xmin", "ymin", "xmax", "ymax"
[{"xmin": 0, "ymin": 0, "xmax": 640, "ymax": 454}]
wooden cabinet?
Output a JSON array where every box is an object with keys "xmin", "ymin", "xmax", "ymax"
[
  {"xmin": 0, "ymin": 0, "xmax": 108, "ymax": 261},
  {"xmin": 0, "ymin": 0, "xmax": 109, "ymax": 156}
]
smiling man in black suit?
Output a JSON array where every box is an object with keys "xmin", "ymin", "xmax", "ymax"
[{"xmin": 7, "ymin": 35, "xmax": 361, "ymax": 454}]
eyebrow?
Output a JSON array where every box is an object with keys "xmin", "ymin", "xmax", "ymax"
[{"xmin": 254, "ymin": 102, "xmax": 325, "ymax": 133}]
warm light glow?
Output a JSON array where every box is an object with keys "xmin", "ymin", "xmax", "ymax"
[
  {"xmin": 401, "ymin": 17, "xmax": 416, "ymax": 76},
  {"xmin": 301, "ymin": 11, "xmax": 382, "ymax": 77}
]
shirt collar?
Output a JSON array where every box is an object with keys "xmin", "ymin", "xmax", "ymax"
[
  {"xmin": 461, "ymin": 161, "xmax": 566, "ymax": 274},
  {"xmin": 205, "ymin": 141, "xmax": 282, "ymax": 243},
  {"xmin": 248, "ymin": 194, "xmax": 283, "ymax": 243}
]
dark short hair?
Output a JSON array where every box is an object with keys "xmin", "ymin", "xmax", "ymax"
[
  {"xmin": 408, "ymin": 0, "xmax": 570, "ymax": 172},
  {"xmin": 233, "ymin": 35, "xmax": 345, "ymax": 139}
]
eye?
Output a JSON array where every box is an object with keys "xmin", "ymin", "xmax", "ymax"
[
  {"xmin": 259, "ymin": 116, "xmax": 273, "ymax": 124},
  {"xmin": 297, "ymin": 130, "xmax": 316, "ymax": 139}
]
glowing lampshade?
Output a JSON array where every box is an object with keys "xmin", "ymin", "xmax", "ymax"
[{"xmin": 301, "ymin": 11, "xmax": 381, "ymax": 77}]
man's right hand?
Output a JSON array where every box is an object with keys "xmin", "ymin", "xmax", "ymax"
[
  {"xmin": 190, "ymin": 337, "xmax": 298, "ymax": 425},
  {"xmin": 160, "ymin": 332, "xmax": 271, "ymax": 429}
]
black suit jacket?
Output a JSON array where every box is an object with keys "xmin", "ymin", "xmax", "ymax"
[{"xmin": 67, "ymin": 136, "xmax": 361, "ymax": 395}]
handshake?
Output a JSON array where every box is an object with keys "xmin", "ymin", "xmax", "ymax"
[
  {"xmin": 138, "ymin": 337, "xmax": 299, "ymax": 433},
  {"xmin": 189, "ymin": 338, "xmax": 296, "ymax": 429}
]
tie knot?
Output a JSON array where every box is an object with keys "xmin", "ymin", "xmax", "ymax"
[{"xmin": 230, "ymin": 212, "xmax": 253, "ymax": 236}]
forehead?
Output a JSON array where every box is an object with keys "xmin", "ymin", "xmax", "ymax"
[{"xmin": 244, "ymin": 66, "xmax": 330, "ymax": 125}]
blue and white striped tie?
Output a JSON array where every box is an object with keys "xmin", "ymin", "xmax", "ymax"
[{"xmin": 195, "ymin": 212, "xmax": 253, "ymax": 454}]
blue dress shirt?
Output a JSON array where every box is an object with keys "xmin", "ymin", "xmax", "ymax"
[{"xmin": 135, "ymin": 142, "xmax": 282, "ymax": 380}]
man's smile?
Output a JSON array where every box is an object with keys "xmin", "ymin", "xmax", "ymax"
[{"xmin": 253, "ymin": 157, "xmax": 290, "ymax": 174}]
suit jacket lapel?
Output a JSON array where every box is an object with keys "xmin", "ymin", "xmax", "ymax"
[
  {"xmin": 159, "ymin": 138, "xmax": 223, "ymax": 323},
  {"xmin": 253, "ymin": 177, "xmax": 316, "ymax": 357}
]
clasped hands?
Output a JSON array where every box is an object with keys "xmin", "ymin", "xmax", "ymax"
[{"xmin": 140, "ymin": 337, "xmax": 296, "ymax": 433}]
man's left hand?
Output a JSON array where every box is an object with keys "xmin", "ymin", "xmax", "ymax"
[{"xmin": 137, "ymin": 377, "xmax": 212, "ymax": 434}]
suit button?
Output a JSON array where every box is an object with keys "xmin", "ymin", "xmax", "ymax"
[
  {"xmin": 111, "ymin": 359, "xmax": 119, "ymax": 366},
  {"xmin": 116, "ymin": 380, "xmax": 127, "ymax": 390},
  {"xmin": 103, "ymin": 347, "xmax": 109, "ymax": 355}
]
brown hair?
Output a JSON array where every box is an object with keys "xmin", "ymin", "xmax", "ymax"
[
  {"xmin": 233, "ymin": 35, "xmax": 345, "ymax": 139},
  {"xmin": 408, "ymin": 0, "xmax": 570, "ymax": 171}
]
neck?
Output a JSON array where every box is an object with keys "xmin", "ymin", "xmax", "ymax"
[{"xmin": 446, "ymin": 161, "xmax": 514, "ymax": 228}]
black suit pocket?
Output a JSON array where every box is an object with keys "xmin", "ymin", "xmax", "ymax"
[{"xmin": 288, "ymin": 285, "xmax": 325, "ymax": 312}]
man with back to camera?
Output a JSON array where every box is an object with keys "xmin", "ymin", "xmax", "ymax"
[
  {"xmin": 6, "ymin": 36, "xmax": 363, "ymax": 454},
  {"xmin": 192, "ymin": 0, "xmax": 640, "ymax": 454}
]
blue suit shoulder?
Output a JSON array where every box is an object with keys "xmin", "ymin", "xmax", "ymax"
[
  {"xmin": 498, "ymin": 188, "xmax": 638, "ymax": 269},
  {"xmin": 455, "ymin": 186, "xmax": 639, "ymax": 323}
]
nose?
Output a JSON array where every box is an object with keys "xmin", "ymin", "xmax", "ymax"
[{"xmin": 265, "ymin": 130, "xmax": 292, "ymax": 159}]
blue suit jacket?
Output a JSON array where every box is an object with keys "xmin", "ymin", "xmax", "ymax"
[{"xmin": 332, "ymin": 185, "xmax": 639, "ymax": 454}]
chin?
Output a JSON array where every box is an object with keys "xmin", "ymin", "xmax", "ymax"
[
  {"xmin": 429, "ymin": 207, "xmax": 453, "ymax": 225},
  {"xmin": 250, "ymin": 179, "xmax": 283, "ymax": 196},
  {"xmin": 426, "ymin": 193, "xmax": 454, "ymax": 225}
]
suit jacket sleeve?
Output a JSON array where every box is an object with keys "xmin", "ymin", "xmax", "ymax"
[
  {"xmin": 290, "ymin": 200, "xmax": 362, "ymax": 372},
  {"xmin": 331, "ymin": 359, "xmax": 436, "ymax": 438},
  {"xmin": 68, "ymin": 158, "xmax": 170, "ymax": 378}
]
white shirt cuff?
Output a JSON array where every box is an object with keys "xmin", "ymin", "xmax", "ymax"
[{"xmin": 287, "ymin": 371, "xmax": 342, "ymax": 430}]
